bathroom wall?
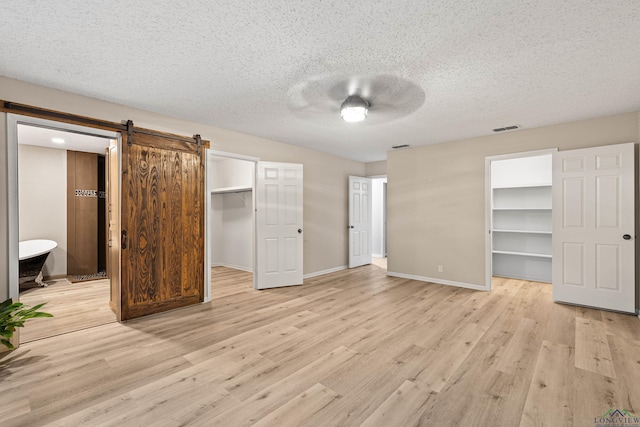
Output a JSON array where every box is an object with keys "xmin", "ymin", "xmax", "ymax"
[{"xmin": 18, "ymin": 144, "xmax": 67, "ymax": 278}]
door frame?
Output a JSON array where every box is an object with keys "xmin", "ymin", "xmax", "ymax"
[
  {"xmin": 6, "ymin": 113, "xmax": 121, "ymax": 316},
  {"xmin": 484, "ymin": 148, "xmax": 558, "ymax": 291},
  {"xmin": 369, "ymin": 175, "xmax": 387, "ymax": 259},
  {"xmin": 205, "ymin": 150, "xmax": 259, "ymax": 300}
]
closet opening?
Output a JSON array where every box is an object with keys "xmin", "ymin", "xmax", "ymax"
[
  {"xmin": 485, "ymin": 149, "xmax": 556, "ymax": 290},
  {"xmin": 207, "ymin": 152, "xmax": 257, "ymax": 298}
]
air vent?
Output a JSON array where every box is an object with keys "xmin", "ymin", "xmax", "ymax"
[
  {"xmin": 392, "ymin": 144, "xmax": 410, "ymax": 149},
  {"xmin": 493, "ymin": 125, "xmax": 520, "ymax": 133}
]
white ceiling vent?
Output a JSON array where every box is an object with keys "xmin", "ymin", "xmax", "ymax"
[{"xmin": 493, "ymin": 125, "xmax": 520, "ymax": 133}]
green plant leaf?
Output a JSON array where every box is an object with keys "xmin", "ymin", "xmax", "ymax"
[{"xmin": 0, "ymin": 298, "xmax": 53, "ymax": 350}]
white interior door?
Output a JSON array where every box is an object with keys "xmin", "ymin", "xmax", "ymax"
[
  {"xmin": 349, "ymin": 176, "xmax": 372, "ymax": 268},
  {"xmin": 255, "ymin": 162, "xmax": 303, "ymax": 290},
  {"xmin": 552, "ymin": 142, "xmax": 635, "ymax": 313}
]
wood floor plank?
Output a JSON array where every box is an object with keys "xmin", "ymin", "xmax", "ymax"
[
  {"xmin": 520, "ymin": 340, "xmax": 574, "ymax": 426},
  {"xmin": 207, "ymin": 346, "xmax": 357, "ymax": 426},
  {"xmin": 413, "ymin": 322, "xmax": 485, "ymax": 392},
  {"xmin": 359, "ymin": 380, "xmax": 434, "ymax": 427},
  {"xmin": 19, "ymin": 278, "xmax": 115, "ymax": 342},
  {"xmin": 543, "ymin": 302, "xmax": 576, "ymax": 348},
  {"xmin": 495, "ymin": 317, "xmax": 544, "ymax": 380},
  {"xmin": 2, "ymin": 266, "xmax": 639, "ymax": 426},
  {"xmin": 572, "ymin": 366, "xmax": 623, "ymax": 426},
  {"xmin": 575, "ymin": 317, "xmax": 616, "ymax": 378},
  {"xmin": 607, "ymin": 335, "xmax": 640, "ymax": 414},
  {"xmin": 251, "ymin": 383, "xmax": 341, "ymax": 427}
]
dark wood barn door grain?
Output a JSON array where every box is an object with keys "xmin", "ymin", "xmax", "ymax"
[{"xmin": 120, "ymin": 131, "xmax": 204, "ymax": 320}]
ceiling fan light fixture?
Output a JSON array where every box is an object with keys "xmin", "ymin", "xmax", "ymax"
[{"xmin": 341, "ymin": 95, "xmax": 369, "ymax": 122}]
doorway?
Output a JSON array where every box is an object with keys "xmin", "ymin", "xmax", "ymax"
[
  {"xmin": 205, "ymin": 152, "xmax": 305, "ymax": 295},
  {"xmin": 207, "ymin": 153, "xmax": 256, "ymax": 298},
  {"xmin": 371, "ymin": 176, "xmax": 387, "ymax": 270},
  {"xmin": 7, "ymin": 114, "xmax": 121, "ymax": 343},
  {"xmin": 485, "ymin": 149, "xmax": 556, "ymax": 290}
]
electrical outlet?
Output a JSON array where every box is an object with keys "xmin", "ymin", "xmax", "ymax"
[{"xmin": 438, "ymin": 265, "xmax": 443, "ymax": 273}]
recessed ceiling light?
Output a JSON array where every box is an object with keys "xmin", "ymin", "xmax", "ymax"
[{"xmin": 51, "ymin": 137, "xmax": 65, "ymax": 144}]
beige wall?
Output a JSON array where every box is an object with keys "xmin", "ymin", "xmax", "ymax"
[
  {"xmin": 366, "ymin": 160, "xmax": 387, "ymax": 177},
  {"xmin": 0, "ymin": 76, "xmax": 365, "ymax": 300},
  {"xmin": 387, "ymin": 112, "xmax": 639, "ymax": 287},
  {"xmin": 18, "ymin": 144, "xmax": 67, "ymax": 278}
]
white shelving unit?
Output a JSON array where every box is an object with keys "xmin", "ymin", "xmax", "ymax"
[
  {"xmin": 210, "ymin": 185, "xmax": 252, "ymax": 194},
  {"xmin": 491, "ymin": 156, "xmax": 552, "ymax": 283}
]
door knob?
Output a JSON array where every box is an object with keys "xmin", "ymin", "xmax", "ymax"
[
  {"xmin": 623, "ymin": 234, "xmax": 632, "ymax": 240},
  {"xmin": 349, "ymin": 226, "xmax": 354, "ymax": 229},
  {"xmin": 298, "ymin": 229, "xmax": 302, "ymax": 234}
]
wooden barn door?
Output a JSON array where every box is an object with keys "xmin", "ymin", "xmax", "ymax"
[{"xmin": 120, "ymin": 126, "xmax": 205, "ymax": 320}]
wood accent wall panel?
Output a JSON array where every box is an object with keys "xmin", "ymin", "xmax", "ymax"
[
  {"xmin": 66, "ymin": 151, "xmax": 77, "ymax": 273},
  {"xmin": 67, "ymin": 151, "xmax": 99, "ymax": 276},
  {"xmin": 120, "ymin": 132, "xmax": 204, "ymax": 320}
]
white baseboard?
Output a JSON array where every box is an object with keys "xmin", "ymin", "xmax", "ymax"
[
  {"xmin": 386, "ymin": 271, "xmax": 489, "ymax": 291},
  {"xmin": 213, "ymin": 263, "xmax": 253, "ymax": 273},
  {"xmin": 304, "ymin": 265, "xmax": 348, "ymax": 279},
  {"xmin": 372, "ymin": 253, "xmax": 384, "ymax": 258}
]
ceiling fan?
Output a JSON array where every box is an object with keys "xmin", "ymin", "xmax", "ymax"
[{"xmin": 287, "ymin": 74, "xmax": 425, "ymax": 125}]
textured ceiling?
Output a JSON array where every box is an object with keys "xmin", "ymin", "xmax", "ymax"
[{"xmin": 2, "ymin": 1, "xmax": 640, "ymax": 163}]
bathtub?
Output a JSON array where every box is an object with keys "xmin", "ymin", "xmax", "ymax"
[{"xmin": 19, "ymin": 239, "xmax": 57, "ymax": 287}]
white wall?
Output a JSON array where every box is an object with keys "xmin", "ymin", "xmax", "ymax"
[
  {"xmin": 211, "ymin": 157, "xmax": 254, "ymax": 189},
  {"xmin": 210, "ymin": 157, "xmax": 254, "ymax": 271},
  {"xmin": 371, "ymin": 178, "xmax": 387, "ymax": 257},
  {"xmin": 220, "ymin": 192, "xmax": 253, "ymax": 271},
  {"xmin": 491, "ymin": 154, "xmax": 552, "ymax": 188},
  {"xmin": 18, "ymin": 144, "xmax": 67, "ymax": 278},
  {"xmin": 366, "ymin": 160, "xmax": 387, "ymax": 177},
  {"xmin": 209, "ymin": 194, "xmax": 223, "ymax": 265}
]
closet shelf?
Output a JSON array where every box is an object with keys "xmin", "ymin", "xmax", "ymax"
[
  {"xmin": 211, "ymin": 186, "xmax": 252, "ymax": 194},
  {"xmin": 492, "ymin": 229, "xmax": 552, "ymax": 235},
  {"xmin": 493, "ymin": 184, "xmax": 551, "ymax": 189},
  {"xmin": 492, "ymin": 250, "xmax": 552, "ymax": 259}
]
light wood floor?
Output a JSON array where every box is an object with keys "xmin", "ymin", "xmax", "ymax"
[
  {"xmin": 2, "ymin": 265, "xmax": 639, "ymax": 426},
  {"xmin": 18, "ymin": 278, "xmax": 115, "ymax": 343}
]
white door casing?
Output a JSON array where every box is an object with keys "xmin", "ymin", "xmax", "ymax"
[
  {"xmin": 552, "ymin": 142, "xmax": 635, "ymax": 313},
  {"xmin": 256, "ymin": 162, "xmax": 303, "ymax": 289},
  {"xmin": 349, "ymin": 176, "xmax": 373, "ymax": 268}
]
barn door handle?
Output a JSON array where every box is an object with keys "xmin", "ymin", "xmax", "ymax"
[
  {"xmin": 121, "ymin": 230, "xmax": 128, "ymax": 249},
  {"xmin": 623, "ymin": 234, "xmax": 632, "ymax": 240}
]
